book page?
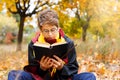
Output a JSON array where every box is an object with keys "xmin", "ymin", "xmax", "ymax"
[
  {"xmin": 33, "ymin": 42, "xmax": 50, "ymax": 48},
  {"xmin": 51, "ymin": 41, "xmax": 67, "ymax": 46}
]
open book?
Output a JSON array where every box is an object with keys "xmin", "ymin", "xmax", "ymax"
[{"xmin": 33, "ymin": 41, "xmax": 68, "ymax": 61}]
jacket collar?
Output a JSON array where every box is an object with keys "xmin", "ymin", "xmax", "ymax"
[{"xmin": 32, "ymin": 28, "xmax": 65, "ymax": 43}]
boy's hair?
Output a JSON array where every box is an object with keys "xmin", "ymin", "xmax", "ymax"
[{"xmin": 38, "ymin": 9, "xmax": 59, "ymax": 29}]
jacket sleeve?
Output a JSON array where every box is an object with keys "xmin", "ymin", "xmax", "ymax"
[
  {"xmin": 28, "ymin": 41, "xmax": 47, "ymax": 77},
  {"xmin": 28, "ymin": 41, "xmax": 35, "ymax": 64},
  {"xmin": 58, "ymin": 39, "xmax": 79, "ymax": 79}
]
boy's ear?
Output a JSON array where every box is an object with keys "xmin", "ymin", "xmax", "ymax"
[
  {"xmin": 40, "ymin": 29, "xmax": 42, "ymax": 33},
  {"xmin": 58, "ymin": 27, "xmax": 60, "ymax": 30}
]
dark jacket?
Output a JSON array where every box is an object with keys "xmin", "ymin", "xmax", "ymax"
[{"xmin": 24, "ymin": 30, "xmax": 79, "ymax": 80}]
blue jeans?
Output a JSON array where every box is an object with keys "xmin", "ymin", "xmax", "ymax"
[
  {"xmin": 8, "ymin": 70, "xmax": 96, "ymax": 80},
  {"xmin": 8, "ymin": 70, "xmax": 34, "ymax": 80},
  {"xmin": 73, "ymin": 72, "xmax": 96, "ymax": 80}
]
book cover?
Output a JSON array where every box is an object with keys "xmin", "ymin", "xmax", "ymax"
[{"xmin": 33, "ymin": 42, "xmax": 68, "ymax": 61}]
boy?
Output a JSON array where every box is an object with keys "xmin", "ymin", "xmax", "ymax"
[{"xmin": 8, "ymin": 9, "xmax": 96, "ymax": 80}]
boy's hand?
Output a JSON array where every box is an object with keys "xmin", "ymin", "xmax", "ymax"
[
  {"xmin": 51, "ymin": 55, "xmax": 65, "ymax": 70},
  {"xmin": 40, "ymin": 56, "xmax": 53, "ymax": 71}
]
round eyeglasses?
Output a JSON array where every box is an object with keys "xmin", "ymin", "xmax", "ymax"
[{"xmin": 42, "ymin": 28, "xmax": 58, "ymax": 34}]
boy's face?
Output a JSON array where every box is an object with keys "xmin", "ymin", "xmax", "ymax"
[{"xmin": 41, "ymin": 24, "xmax": 59, "ymax": 40}]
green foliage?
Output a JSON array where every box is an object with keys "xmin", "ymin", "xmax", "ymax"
[
  {"xmin": 57, "ymin": 11, "xmax": 69, "ymax": 28},
  {"xmin": 23, "ymin": 25, "xmax": 35, "ymax": 43},
  {"xmin": 63, "ymin": 18, "xmax": 82, "ymax": 38},
  {"xmin": 12, "ymin": 14, "xmax": 20, "ymax": 22},
  {"xmin": 56, "ymin": 10, "xmax": 81, "ymax": 38}
]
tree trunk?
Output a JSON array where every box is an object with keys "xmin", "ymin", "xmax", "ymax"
[
  {"xmin": 82, "ymin": 16, "xmax": 91, "ymax": 42},
  {"xmin": 16, "ymin": 16, "xmax": 25, "ymax": 51},
  {"xmin": 82, "ymin": 24, "xmax": 88, "ymax": 41}
]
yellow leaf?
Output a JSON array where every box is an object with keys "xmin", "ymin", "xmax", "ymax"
[
  {"xmin": 97, "ymin": 66, "xmax": 106, "ymax": 75},
  {"xmin": 87, "ymin": 63, "xmax": 97, "ymax": 72},
  {"xmin": 97, "ymin": 63, "xmax": 106, "ymax": 75},
  {"xmin": 0, "ymin": 2, "xmax": 3, "ymax": 11}
]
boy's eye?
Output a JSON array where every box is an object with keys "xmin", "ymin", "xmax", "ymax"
[{"xmin": 42, "ymin": 28, "xmax": 58, "ymax": 34}]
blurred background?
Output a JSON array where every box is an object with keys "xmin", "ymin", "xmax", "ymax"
[{"xmin": 0, "ymin": 0, "xmax": 120, "ymax": 80}]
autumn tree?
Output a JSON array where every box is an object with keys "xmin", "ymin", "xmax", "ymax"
[
  {"xmin": 56, "ymin": 0, "xmax": 93, "ymax": 41},
  {"xmin": 58, "ymin": 0, "xmax": 120, "ymax": 41},
  {"xmin": 75, "ymin": 0, "xmax": 95, "ymax": 41},
  {"xmin": 52, "ymin": 0, "xmax": 81, "ymax": 38},
  {"xmin": 1, "ymin": 0, "xmax": 50, "ymax": 51},
  {"xmin": 88, "ymin": 0, "xmax": 120, "ymax": 40}
]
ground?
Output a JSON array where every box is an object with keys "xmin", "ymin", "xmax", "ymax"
[{"xmin": 0, "ymin": 44, "xmax": 120, "ymax": 80}]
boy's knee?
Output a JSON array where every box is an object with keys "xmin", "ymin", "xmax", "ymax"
[
  {"xmin": 8, "ymin": 70, "xmax": 18, "ymax": 77},
  {"xmin": 8, "ymin": 70, "xmax": 33, "ymax": 80},
  {"xmin": 73, "ymin": 72, "xmax": 96, "ymax": 80},
  {"xmin": 8, "ymin": 70, "xmax": 19, "ymax": 80}
]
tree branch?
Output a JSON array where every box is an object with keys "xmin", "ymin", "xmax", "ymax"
[
  {"xmin": 8, "ymin": 8, "xmax": 18, "ymax": 14},
  {"xmin": 23, "ymin": 0, "xmax": 30, "ymax": 12},
  {"xmin": 25, "ymin": 1, "xmax": 48, "ymax": 17},
  {"xmin": 16, "ymin": 0, "xmax": 23, "ymax": 13}
]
